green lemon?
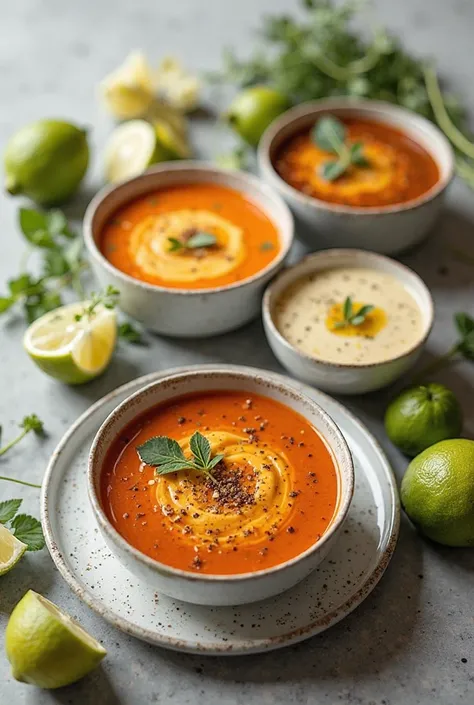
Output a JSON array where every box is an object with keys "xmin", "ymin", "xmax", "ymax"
[
  {"xmin": 401, "ymin": 439, "xmax": 474, "ymax": 546},
  {"xmin": 23, "ymin": 301, "xmax": 117, "ymax": 385},
  {"xmin": 225, "ymin": 86, "xmax": 290, "ymax": 146},
  {"xmin": 0, "ymin": 524, "xmax": 28, "ymax": 576},
  {"xmin": 5, "ymin": 590, "xmax": 106, "ymax": 688},
  {"xmin": 384, "ymin": 384, "xmax": 463, "ymax": 457},
  {"xmin": 4, "ymin": 120, "xmax": 89, "ymax": 206}
]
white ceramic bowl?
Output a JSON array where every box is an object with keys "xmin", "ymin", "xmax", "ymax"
[
  {"xmin": 84, "ymin": 162, "xmax": 294, "ymax": 337},
  {"xmin": 88, "ymin": 367, "xmax": 354, "ymax": 606},
  {"xmin": 263, "ymin": 249, "xmax": 434, "ymax": 395},
  {"xmin": 258, "ymin": 99, "xmax": 454, "ymax": 255}
]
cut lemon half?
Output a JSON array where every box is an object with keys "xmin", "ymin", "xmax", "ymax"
[
  {"xmin": 6, "ymin": 590, "xmax": 107, "ymax": 688},
  {"xmin": 0, "ymin": 524, "xmax": 28, "ymax": 576},
  {"xmin": 23, "ymin": 301, "xmax": 117, "ymax": 385}
]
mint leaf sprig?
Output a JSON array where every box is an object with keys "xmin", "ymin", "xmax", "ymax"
[
  {"xmin": 168, "ymin": 231, "xmax": 218, "ymax": 253},
  {"xmin": 312, "ymin": 116, "xmax": 370, "ymax": 182},
  {"xmin": 333, "ymin": 296, "xmax": 374, "ymax": 329},
  {"xmin": 0, "ymin": 499, "xmax": 45, "ymax": 551},
  {"xmin": 137, "ymin": 431, "xmax": 224, "ymax": 484}
]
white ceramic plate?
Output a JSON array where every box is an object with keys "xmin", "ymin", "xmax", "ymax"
[{"xmin": 41, "ymin": 365, "xmax": 399, "ymax": 655}]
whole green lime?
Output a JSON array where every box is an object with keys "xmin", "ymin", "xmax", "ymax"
[
  {"xmin": 4, "ymin": 119, "xmax": 89, "ymax": 206},
  {"xmin": 384, "ymin": 383, "xmax": 462, "ymax": 457},
  {"xmin": 225, "ymin": 86, "xmax": 289, "ymax": 146},
  {"xmin": 401, "ymin": 439, "xmax": 474, "ymax": 546}
]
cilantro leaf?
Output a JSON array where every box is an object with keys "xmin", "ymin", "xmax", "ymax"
[
  {"xmin": 0, "ymin": 499, "xmax": 22, "ymax": 524},
  {"xmin": 10, "ymin": 514, "xmax": 45, "ymax": 551}
]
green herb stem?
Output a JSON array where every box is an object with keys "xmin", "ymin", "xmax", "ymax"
[
  {"xmin": 308, "ymin": 40, "xmax": 384, "ymax": 82},
  {"xmin": 0, "ymin": 429, "xmax": 30, "ymax": 457},
  {"xmin": 0, "ymin": 475, "xmax": 41, "ymax": 489},
  {"xmin": 413, "ymin": 345, "xmax": 460, "ymax": 383}
]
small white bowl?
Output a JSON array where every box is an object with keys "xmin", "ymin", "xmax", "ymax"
[
  {"xmin": 83, "ymin": 162, "xmax": 294, "ymax": 337},
  {"xmin": 263, "ymin": 249, "xmax": 434, "ymax": 395},
  {"xmin": 88, "ymin": 367, "xmax": 354, "ymax": 606},
  {"xmin": 258, "ymin": 99, "xmax": 454, "ymax": 255}
]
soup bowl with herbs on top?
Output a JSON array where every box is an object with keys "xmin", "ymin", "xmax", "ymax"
[
  {"xmin": 84, "ymin": 162, "xmax": 294, "ymax": 337},
  {"xmin": 88, "ymin": 367, "xmax": 354, "ymax": 606},
  {"xmin": 263, "ymin": 249, "xmax": 434, "ymax": 395},
  {"xmin": 258, "ymin": 99, "xmax": 454, "ymax": 255}
]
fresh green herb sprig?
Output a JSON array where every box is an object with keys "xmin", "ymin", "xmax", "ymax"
[
  {"xmin": 0, "ymin": 499, "xmax": 45, "ymax": 551},
  {"xmin": 0, "ymin": 207, "xmax": 88, "ymax": 323},
  {"xmin": 334, "ymin": 296, "xmax": 374, "ymax": 329},
  {"xmin": 168, "ymin": 232, "xmax": 218, "ymax": 253},
  {"xmin": 118, "ymin": 322, "xmax": 144, "ymax": 344},
  {"xmin": 313, "ymin": 115, "xmax": 369, "ymax": 181},
  {"xmin": 75, "ymin": 285, "xmax": 120, "ymax": 322},
  {"xmin": 0, "ymin": 415, "xmax": 44, "ymax": 488},
  {"xmin": 416, "ymin": 313, "xmax": 474, "ymax": 380},
  {"xmin": 137, "ymin": 431, "xmax": 224, "ymax": 483}
]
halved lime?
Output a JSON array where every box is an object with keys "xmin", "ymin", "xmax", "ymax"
[
  {"xmin": 23, "ymin": 301, "xmax": 117, "ymax": 385},
  {"xmin": 6, "ymin": 590, "xmax": 107, "ymax": 688},
  {"xmin": 0, "ymin": 524, "xmax": 28, "ymax": 576}
]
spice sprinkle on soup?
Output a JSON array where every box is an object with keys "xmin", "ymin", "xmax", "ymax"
[
  {"xmin": 101, "ymin": 391, "xmax": 338, "ymax": 575},
  {"xmin": 100, "ymin": 183, "xmax": 281, "ymax": 290},
  {"xmin": 274, "ymin": 267, "xmax": 424, "ymax": 365},
  {"xmin": 274, "ymin": 115, "xmax": 440, "ymax": 209}
]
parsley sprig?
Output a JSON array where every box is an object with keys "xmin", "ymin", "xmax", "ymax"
[
  {"xmin": 0, "ymin": 499, "xmax": 45, "ymax": 551},
  {"xmin": 137, "ymin": 431, "xmax": 224, "ymax": 484},
  {"xmin": 0, "ymin": 415, "xmax": 44, "ymax": 488},
  {"xmin": 75, "ymin": 285, "xmax": 120, "ymax": 322},
  {"xmin": 333, "ymin": 296, "xmax": 374, "ymax": 329},
  {"xmin": 313, "ymin": 115, "xmax": 369, "ymax": 181}
]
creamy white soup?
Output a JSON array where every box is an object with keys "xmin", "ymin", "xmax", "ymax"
[{"xmin": 274, "ymin": 267, "xmax": 424, "ymax": 365}]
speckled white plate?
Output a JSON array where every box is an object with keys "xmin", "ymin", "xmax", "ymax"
[{"xmin": 41, "ymin": 365, "xmax": 399, "ymax": 655}]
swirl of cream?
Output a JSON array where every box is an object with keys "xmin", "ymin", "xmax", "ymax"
[
  {"xmin": 154, "ymin": 431, "xmax": 293, "ymax": 545},
  {"xmin": 129, "ymin": 209, "xmax": 245, "ymax": 283}
]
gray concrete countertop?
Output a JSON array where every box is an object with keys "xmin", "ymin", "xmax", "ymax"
[{"xmin": 1, "ymin": 1, "xmax": 473, "ymax": 703}]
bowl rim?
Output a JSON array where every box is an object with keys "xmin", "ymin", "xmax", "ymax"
[
  {"xmin": 258, "ymin": 97, "xmax": 455, "ymax": 216},
  {"xmin": 87, "ymin": 367, "xmax": 354, "ymax": 583},
  {"xmin": 83, "ymin": 161, "xmax": 294, "ymax": 297},
  {"xmin": 262, "ymin": 248, "xmax": 435, "ymax": 371}
]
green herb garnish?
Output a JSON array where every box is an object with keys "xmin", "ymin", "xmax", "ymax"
[
  {"xmin": 118, "ymin": 321, "xmax": 143, "ymax": 344},
  {"xmin": 137, "ymin": 431, "xmax": 224, "ymax": 483},
  {"xmin": 0, "ymin": 207, "xmax": 88, "ymax": 323},
  {"xmin": 333, "ymin": 296, "xmax": 374, "ymax": 329},
  {"xmin": 168, "ymin": 232, "xmax": 218, "ymax": 253},
  {"xmin": 312, "ymin": 116, "xmax": 369, "ymax": 181},
  {"xmin": 260, "ymin": 242, "xmax": 275, "ymax": 251},
  {"xmin": 0, "ymin": 415, "xmax": 45, "ymax": 489},
  {"xmin": 0, "ymin": 499, "xmax": 45, "ymax": 551},
  {"xmin": 416, "ymin": 313, "xmax": 474, "ymax": 380},
  {"xmin": 74, "ymin": 285, "xmax": 120, "ymax": 322}
]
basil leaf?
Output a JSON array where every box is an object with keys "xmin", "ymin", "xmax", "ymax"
[
  {"xmin": 343, "ymin": 296, "xmax": 353, "ymax": 321},
  {"xmin": 137, "ymin": 436, "xmax": 186, "ymax": 467},
  {"xmin": 455, "ymin": 312, "xmax": 474, "ymax": 337},
  {"xmin": 187, "ymin": 233, "xmax": 217, "ymax": 249},
  {"xmin": 190, "ymin": 432, "xmax": 211, "ymax": 468},
  {"xmin": 8, "ymin": 274, "xmax": 34, "ymax": 295},
  {"xmin": 0, "ymin": 499, "xmax": 22, "ymax": 524},
  {"xmin": 10, "ymin": 514, "xmax": 45, "ymax": 551},
  {"xmin": 312, "ymin": 116, "xmax": 346, "ymax": 154},
  {"xmin": 350, "ymin": 142, "xmax": 370, "ymax": 167},
  {"xmin": 18, "ymin": 208, "xmax": 47, "ymax": 237},
  {"xmin": 320, "ymin": 159, "xmax": 347, "ymax": 181}
]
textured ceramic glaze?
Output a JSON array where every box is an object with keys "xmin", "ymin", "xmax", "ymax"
[
  {"xmin": 87, "ymin": 368, "xmax": 354, "ymax": 606},
  {"xmin": 41, "ymin": 365, "xmax": 399, "ymax": 654},
  {"xmin": 83, "ymin": 162, "xmax": 294, "ymax": 337},
  {"xmin": 258, "ymin": 99, "xmax": 454, "ymax": 255},
  {"xmin": 262, "ymin": 249, "xmax": 434, "ymax": 394}
]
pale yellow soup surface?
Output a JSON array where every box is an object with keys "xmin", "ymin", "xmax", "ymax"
[{"xmin": 274, "ymin": 267, "xmax": 424, "ymax": 365}]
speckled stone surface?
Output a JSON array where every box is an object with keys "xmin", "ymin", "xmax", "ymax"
[{"xmin": 0, "ymin": 0, "xmax": 473, "ymax": 703}]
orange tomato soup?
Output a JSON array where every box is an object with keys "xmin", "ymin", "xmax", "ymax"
[
  {"xmin": 274, "ymin": 117, "xmax": 440, "ymax": 208},
  {"xmin": 101, "ymin": 391, "xmax": 338, "ymax": 575},
  {"xmin": 100, "ymin": 184, "xmax": 281, "ymax": 290}
]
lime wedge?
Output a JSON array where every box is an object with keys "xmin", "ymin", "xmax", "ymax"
[
  {"xmin": 23, "ymin": 301, "xmax": 117, "ymax": 385},
  {"xmin": 0, "ymin": 524, "xmax": 28, "ymax": 576},
  {"xmin": 104, "ymin": 119, "xmax": 168, "ymax": 184},
  {"xmin": 6, "ymin": 590, "xmax": 107, "ymax": 688}
]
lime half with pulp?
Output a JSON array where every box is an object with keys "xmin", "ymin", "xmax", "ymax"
[
  {"xmin": 5, "ymin": 590, "xmax": 107, "ymax": 688},
  {"xmin": 0, "ymin": 524, "xmax": 28, "ymax": 576},
  {"xmin": 23, "ymin": 301, "xmax": 117, "ymax": 385}
]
